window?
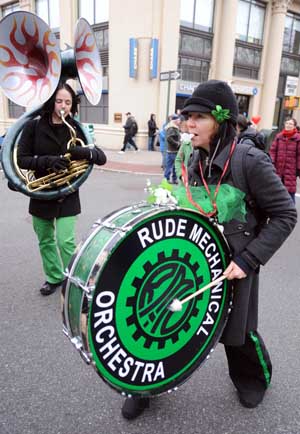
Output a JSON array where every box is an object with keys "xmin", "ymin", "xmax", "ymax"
[
  {"xmin": 8, "ymin": 100, "xmax": 25, "ymax": 119},
  {"xmin": 283, "ymin": 12, "xmax": 300, "ymax": 55},
  {"xmin": 2, "ymin": 2, "xmax": 20, "ymax": 16},
  {"xmin": 280, "ymin": 55, "xmax": 300, "ymax": 76},
  {"xmin": 180, "ymin": 0, "xmax": 214, "ymax": 32},
  {"xmin": 180, "ymin": 33, "xmax": 212, "ymax": 58},
  {"xmin": 79, "ymin": 93, "xmax": 108, "ymax": 124},
  {"xmin": 180, "ymin": 0, "xmax": 194, "ymax": 27},
  {"xmin": 233, "ymin": 41, "xmax": 262, "ymax": 79},
  {"xmin": 94, "ymin": 26, "xmax": 109, "ymax": 50},
  {"xmin": 178, "ymin": 28, "xmax": 212, "ymax": 84},
  {"xmin": 280, "ymin": 11, "xmax": 300, "ymax": 99},
  {"xmin": 236, "ymin": 0, "xmax": 265, "ymax": 45},
  {"xmin": 36, "ymin": 0, "xmax": 60, "ymax": 28},
  {"xmin": 178, "ymin": 56, "xmax": 210, "ymax": 83},
  {"xmin": 78, "ymin": 0, "xmax": 109, "ymax": 25},
  {"xmin": 79, "ymin": 23, "xmax": 109, "ymax": 123},
  {"xmin": 93, "ymin": 23, "xmax": 109, "ymax": 75},
  {"xmin": 234, "ymin": 0, "xmax": 265, "ymax": 79}
]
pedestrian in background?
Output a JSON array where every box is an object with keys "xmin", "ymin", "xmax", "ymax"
[
  {"xmin": 147, "ymin": 113, "xmax": 158, "ymax": 151},
  {"xmin": 159, "ymin": 117, "xmax": 170, "ymax": 170},
  {"xmin": 237, "ymin": 114, "xmax": 266, "ymax": 151},
  {"xmin": 269, "ymin": 117, "xmax": 300, "ymax": 203},
  {"xmin": 175, "ymin": 118, "xmax": 193, "ymax": 184},
  {"xmin": 164, "ymin": 114, "xmax": 181, "ymax": 184},
  {"xmin": 119, "ymin": 112, "xmax": 139, "ymax": 153}
]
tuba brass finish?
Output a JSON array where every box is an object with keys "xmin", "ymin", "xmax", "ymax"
[{"xmin": 18, "ymin": 110, "xmax": 90, "ymax": 193}]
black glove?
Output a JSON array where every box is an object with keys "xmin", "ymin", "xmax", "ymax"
[
  {"xmin": 69, "ymin": 146, "xmax": 91, "ymax": 161},
  {"xmin": 48, "ymin": 156, "xmax": 69, "ymax": 172},
  {"xmin": 36, "ymin": 155, "xmax": 69, "ymax": 172}
]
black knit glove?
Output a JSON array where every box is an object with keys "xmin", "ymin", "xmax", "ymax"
[
  {"xmin": 36, "ymin": 155, "xmax": 69, "ymax": 172},
  {"xmin": 69, "ymin": 146, "xmax": 91, "ymax": 161},
  {"xmin": 48, "ymin": 156, "xmax": 69, "ymax": 172}
]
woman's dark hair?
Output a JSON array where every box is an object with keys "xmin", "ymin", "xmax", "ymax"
[
  {"xmin": 41, "ymin": 82, "xmax": 80, "ymax": 116},
  {"xmin": 237, "ymin": 114, "xmax": 251, "ymax": 132},
  {"xmin": 210, "ymin": 121, "xmax": 236, "ymax": 158},
  {"xmin": 150, "ymin": 113, "xmax": 156, "ymax": 121}
]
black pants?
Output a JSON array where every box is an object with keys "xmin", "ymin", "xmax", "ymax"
[
  {"xmin": 224, "ymin": 331, "xmax": 272, "ymax": 395},
  {"xmin": 121, "ymin": 134, "xmax": 138, "ymax": 151}
]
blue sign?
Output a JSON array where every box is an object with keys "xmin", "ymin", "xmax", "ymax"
[
  {"xmin": 129, "ymin": 38, "xmax": 138, "ymax": 78},
  {"xmin": 150, "ymin": 39, "xmax": 159, "ymax": 79},
  {"xmin": 252, "ymin": 87, "xmax": 258, "ymax": 95}
]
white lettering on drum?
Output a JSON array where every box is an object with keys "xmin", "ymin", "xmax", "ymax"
[
  {"xmin": 92, "ymin": 291, "xmax": 165, "ymax": 384},
  {"xmin": 137, "ymin": 218, "xmax": 187, "ymax": 248}
]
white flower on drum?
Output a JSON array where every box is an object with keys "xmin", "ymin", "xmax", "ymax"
[
  {"xmin": 154, "ymin": 187, "xmax": 178, "ymax": 205},
  {"xmin": 146, "ymin": 179, "xmax": 177, "ymax": 206}
]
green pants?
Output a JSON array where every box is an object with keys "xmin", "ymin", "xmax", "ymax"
[{"xmin": 32, "ymin": 215, "xmax": 77, "ymax": 284}]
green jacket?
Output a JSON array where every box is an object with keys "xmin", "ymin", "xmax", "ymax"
[{"xmin": 175, "ymin": 139, "xmax": 193, "ymax": 184}]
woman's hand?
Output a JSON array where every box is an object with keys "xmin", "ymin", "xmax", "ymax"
[
  {"xmin": 223, "ymin": 261, "xmax": 247, "ymax": 280},
  {"xmin": 69, "ymin": 146, "xmax": 91, "ymax": 160}
]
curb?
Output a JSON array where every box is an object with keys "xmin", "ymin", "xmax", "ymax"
[{"xmin": 99, "ymin": 161, "xmax": 163, "ymax": 176}]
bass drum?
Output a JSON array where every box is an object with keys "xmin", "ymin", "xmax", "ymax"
[{"xmin": 62, "ymin": 203, "xmax": 233, "ymax": 397}]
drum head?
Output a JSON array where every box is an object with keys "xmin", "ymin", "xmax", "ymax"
[{"xmin": 88, "ymin": 209, "xmax": 232, "ymax": 397}]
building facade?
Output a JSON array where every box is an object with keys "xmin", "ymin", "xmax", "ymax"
[{"xmin": 1, "ymin": 0, "xmax": 300, "ymax": 148}]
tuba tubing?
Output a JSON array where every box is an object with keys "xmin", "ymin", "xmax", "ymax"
[
  {"xmin": 1, "ymin": 107, "xmax": 93, "ymax": 200},
  {"xmin": 0, "ymin": 12, "xmax": 102, "ymax": 199}
]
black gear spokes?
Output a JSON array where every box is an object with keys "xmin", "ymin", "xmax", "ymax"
[{"xmin": 125, "ymin": 249, "xmax": 204, "ymax": 350}]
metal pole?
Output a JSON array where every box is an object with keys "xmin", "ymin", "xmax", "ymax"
[{"xmin": 166, "ymin": 73, "xmax": 171, "ymax": 122}]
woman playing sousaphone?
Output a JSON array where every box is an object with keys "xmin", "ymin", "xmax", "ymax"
[
  {"xmin": 17, "ymin": 81, "xmax": 106, "ymax": 296},
  {"xmin": 121, "ymin": 80, "xmax": 297, "ymax": 419}
]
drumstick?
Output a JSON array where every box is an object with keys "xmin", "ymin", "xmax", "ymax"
[{"xmin": 168, "ymin": 275, "xmax": 227, "ymax": 312}]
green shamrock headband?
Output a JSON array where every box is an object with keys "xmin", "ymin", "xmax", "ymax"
[{"xmin": 211, "ymin": 105, "xmax": 230, "ymax": 123}]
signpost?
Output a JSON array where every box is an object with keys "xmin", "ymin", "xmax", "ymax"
[{"xmin": 160, "ymin": 70, "xmax": 181, "ymax": 121}]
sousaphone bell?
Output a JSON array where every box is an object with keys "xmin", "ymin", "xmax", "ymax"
[{"xmin": 0, "ymin": 11, "xmax": 102, "ymax": 199}]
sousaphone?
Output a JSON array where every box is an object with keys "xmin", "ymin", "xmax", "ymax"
[{"xmin": 0, "ymin": 11, "xmax": 102, "ymax": 199}]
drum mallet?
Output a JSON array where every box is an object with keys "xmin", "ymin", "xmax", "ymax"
[{"xmin": 168, "ymin": 275, "xmax": 227, "ymax": 312}]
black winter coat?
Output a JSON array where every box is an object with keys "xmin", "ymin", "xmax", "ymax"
[
  {"xmin": 237, "ymin": 126, "xmax": 266, "ymax": 151},
  {"xmin": 17, "ymin": 114, "xmax": 106, "ymax": 219},
  {"xmin": 123, "ymin": 117, "xmax": 138, "ymax": 138},
  {"xmin": 188, "ymin": 143, "xmax": 297, "ymax": 345},
  {"xmin": 166, "ymin": 124, "xmax": 181, "ymax": 153},
  {"xmin": 148, "ymin": 119, "xmax": 157, "ymax": 137}
]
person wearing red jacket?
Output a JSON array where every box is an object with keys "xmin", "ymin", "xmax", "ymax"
[{"xmin": 270, "ymin": 117, "xmax": 300, "ymax": 203}]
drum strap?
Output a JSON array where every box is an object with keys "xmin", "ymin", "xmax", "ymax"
[
  {"xmin": 230, "ymin": 143, "xmax": 252, "ymax": 196},
  {"xmin": 230, "ymin": 144, "xmax": 265, "ymax": 222}
]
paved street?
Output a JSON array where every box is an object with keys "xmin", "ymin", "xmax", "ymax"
[{"xmin": 0, "ymin": 165, "xmax": 300, "ymax": 434}]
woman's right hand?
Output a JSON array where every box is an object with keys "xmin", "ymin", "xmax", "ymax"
[{"xmin": 36, "ymin": 155, "xmax": 69, "ymax": 172}]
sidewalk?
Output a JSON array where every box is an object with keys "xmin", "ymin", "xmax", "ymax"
[{"xmin": 100, "ymin": 148, "xmax": 163, "ymax": 175}]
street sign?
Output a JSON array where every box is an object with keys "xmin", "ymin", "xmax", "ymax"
[{"xmin": 160, "ymin": 70, "xmax": 181, "ymax": 81}]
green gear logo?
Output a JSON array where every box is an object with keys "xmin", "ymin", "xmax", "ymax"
[
  {"xmin": 116, "ymin": 240, "xmax": 211, "ymax": 360},
  {"xmin": 127, "ymin": 252, "xmax": 202, "ymax": 345}
]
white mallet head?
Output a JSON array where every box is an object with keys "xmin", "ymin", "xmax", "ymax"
[{"xmin": 168, "ymin": 299, "xmax": 183, "ymax": 312}]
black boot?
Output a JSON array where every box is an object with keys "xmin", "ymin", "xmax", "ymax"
[
  {"xmin": 238, "ymin": 389, "xmax": 265, "ymax": 408},
  {"xmin": 121, "ymin": 397, "xmax": 150, "ymax": 420},
  {"xmin": 40, "ymin": 281, "xmax": 63, "ymax": 296}
]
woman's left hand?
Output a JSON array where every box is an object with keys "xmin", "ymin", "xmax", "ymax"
[
  {"xmin": 69, "ymin": 146, "xmax": 91, "ymax": 160},
  {"xmin": 223, "ymin": 261, "xmax": 247, "ymax": 280}
]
